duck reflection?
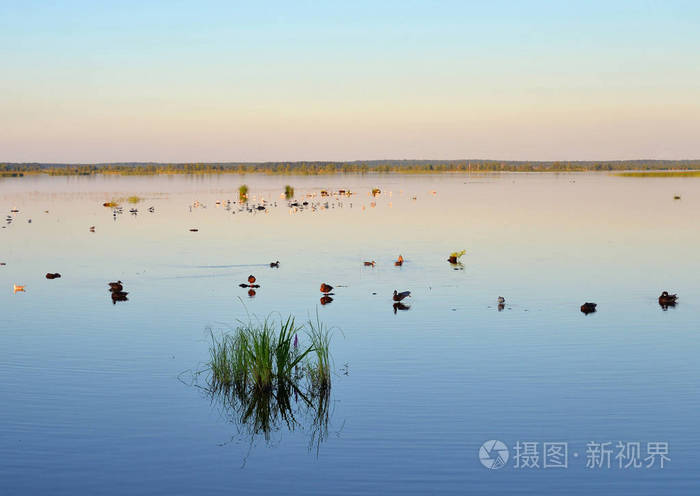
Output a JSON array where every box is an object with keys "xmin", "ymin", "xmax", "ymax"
[
  {"xmin": 111, "ymin": 291, "xmax": 129, "ymax": 304},
  {"xmin": 393, "ymin": 302, "xmax": 410, "ymax": 314},
  {"xmin": 658, "ymin": 300, "xmax": 677, "ymax": 311},
  {"xmin": 320, "ymin": 295, "xmax": 333, "ymax": 305}
]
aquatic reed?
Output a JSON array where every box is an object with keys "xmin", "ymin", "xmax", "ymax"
[
  {"xmin": 306, "ymin": 313, "xmax": 333, "ymax": 392},
  {"xmin": 239, "ymin": 184, "xmax": 249, "ymax": 202},
  {"xmin": 284, "ymin": 185, "xmax": 294, "ymax": 199},
  {"xmin": 207, "ymin": 315, "xmax": 328, "ymax": 393}
]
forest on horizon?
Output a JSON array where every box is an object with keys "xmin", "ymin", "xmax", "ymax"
[{"xmin": 2, "ymin": 159, "xmax": 700, "ymax": 177}]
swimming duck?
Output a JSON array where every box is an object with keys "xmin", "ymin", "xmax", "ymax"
[
  {"xmin": 45, "ymin": 273, "xmax": 61, "ymax": 279},
  {"xmin": 270, "ymin": 261, "xmax": 280, "ymax": 268},
  {"xmin": 320, "ymin": 283, "xmax": 334, "ymax": 293},
  {"xmin": 108, "ymin": 281, "xmax": 123, "ymax": 292},
  {"xmin": 394, "ymin": 255, "xmax": 404, "ymax": 266},
  {"xmin": 497, "ymin": 296, "xmax": 505, "ymax": 304},
  {"xmin": 363, "ymin": 261, "xmax": 376, "ymax": 266},
  {"xmin": 580, "ymin": 302, "xmax": 597, "ymax": 314},
  {"xmin": 248, "ymin": 275, "xmax": 256, "ymax": 284},
  {"xmin": 13, "ymin": 284, "xmax": 25, "ymax": 293},
  {"xmin": 658, "ymin": 291, "xmax": 678, "ymax": 306},
  {"xmin": 393, "ymin": 290, "xmax": 411, "ymax": 302}
]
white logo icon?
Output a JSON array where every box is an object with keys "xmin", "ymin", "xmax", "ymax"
[{"xmin": 480, "ymin": 440, "xmax": 509, "ymax": 469}]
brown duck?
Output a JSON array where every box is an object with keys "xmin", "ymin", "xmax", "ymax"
[
  {"xmin": 580, "ymin": 302, "xmax": 597, "ymax": 314},
  {"xmin": 658, "ymin": 291, "xmax": 678, "ymax": 306},
  {"xmin": 394, "ymin": 255, "xmax": 404, "ymax": 266},
  {"xmin": 248, "ymin": 275, "xmax": 256, "ymax": 284},
  {"xmin": 320, "ymin": 283, "xmax": 334, "ymax": 294},
  {"xmin": 108, "ymin": 281, "xmax": 123, "ymax": 292}
]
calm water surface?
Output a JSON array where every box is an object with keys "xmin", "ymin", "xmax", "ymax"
[{"xmin": 1, "ymin": 173, "xmax": 699, "ymax": 495}]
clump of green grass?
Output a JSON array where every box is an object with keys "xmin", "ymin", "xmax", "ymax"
[
  {"xmin": 239, "ymin": 184, "xmax": 249, "ymax": 202},
  {"xmin": 207, "ymin": 314, "xmax": 332, "ymax": 394},
  {"xmin": 202, "ymin": 313, "xmax": 337, "ymax": 442},
  {"xmin": 306, "ymin": 313, "xmax": 333, "ymax": 392},
  {"xmin": 284, "ymin": 185, "xmax": 294, "ymax": 200}
]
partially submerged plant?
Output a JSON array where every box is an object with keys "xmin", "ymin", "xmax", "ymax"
[
  {"xmin": 284, "ymin": 185, "xmax": 294, "ymax": 200},
  {"xmin": 447, "ymin": 249, "xmax": 466, "ymax": 264},
  {"xmin": 239, "ymin": 184, "xmax": 249, "ymax": 202},
  {"xmin": 201, "ymin": 313, "xmax": 338, "ymax": 446},
  {"xmin": 208, "ymin": 315, "xmax": 313, "ymax": 393},
  {"xmin": 306, "ymin": 313, "xmax": 333, "ymax": 392}
]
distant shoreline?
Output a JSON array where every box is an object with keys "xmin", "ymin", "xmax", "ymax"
[{"xmin": 2, "ymin": 160, "xmax": 700, "ymax": 177}]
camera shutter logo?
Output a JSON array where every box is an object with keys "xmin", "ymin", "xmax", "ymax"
[{"xmin": 479, "ymin": 440, "xmax": 509, "ymax": 469}]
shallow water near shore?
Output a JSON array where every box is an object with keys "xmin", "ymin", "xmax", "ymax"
[{"xmin": 1, "ymin": 172, "xmax": 700, "ymax": 495}]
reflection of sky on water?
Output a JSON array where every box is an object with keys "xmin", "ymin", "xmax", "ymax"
[{"xmin": 1, "ymin": 173, "xmax": 699, "ymax": 495}]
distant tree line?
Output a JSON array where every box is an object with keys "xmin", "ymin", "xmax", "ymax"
[{"xmin": 2, "ymin": 159, "xmax": 700, "ymax": 177}]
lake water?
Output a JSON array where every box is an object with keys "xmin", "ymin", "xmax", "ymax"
[{"xmin": 1, "ymin": 172, "xmax": 699, "ymax": 495}]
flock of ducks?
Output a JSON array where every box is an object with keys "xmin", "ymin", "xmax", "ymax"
[
  {"xmin": 5, "ymin": 253, "xmax": 684, "ymax": 314},
  {"xmin": 3, "ymin": 199, "xmax": 684, "ymax": 314}
]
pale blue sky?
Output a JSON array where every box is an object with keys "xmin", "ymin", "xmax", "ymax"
[{"xmin": 1, "ymin": 1, "xmax": 699, "ymax": 162}]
